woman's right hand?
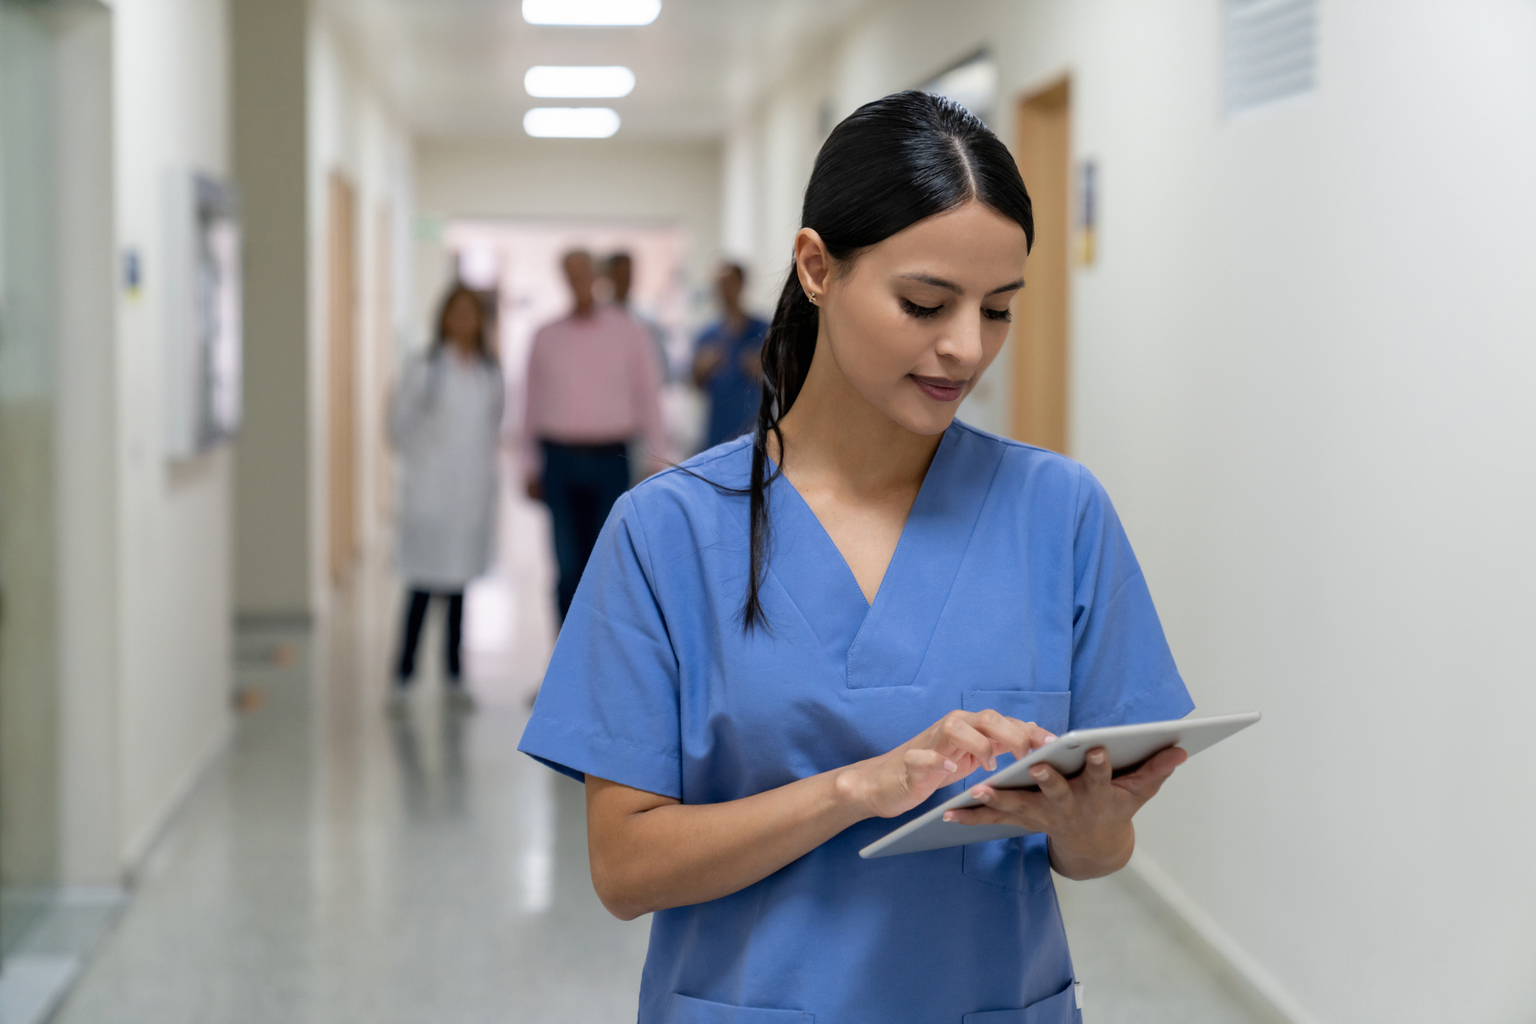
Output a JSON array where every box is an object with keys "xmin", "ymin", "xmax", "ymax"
[
  {"xmin": 587, "ymin": 710, "xmax": 1054, "ymax": 920},
  {"xmin": 836, "ymin": 711, "xmax": 1056, "ymax": 820}
]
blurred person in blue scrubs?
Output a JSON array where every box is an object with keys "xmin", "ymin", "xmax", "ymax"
[
  {"xmin": 519, "ymin": 93, "xmax": 1193, "ymax": 1024},
  {"xmin": 389, "ymin": 284, "xmax": 504, "ymax": 713},
  {"xmin": 691, "ymin": 261, "xmax": 768, "ymax": 448}
]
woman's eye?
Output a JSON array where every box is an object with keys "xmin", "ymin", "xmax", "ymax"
[
  {"xmin": 983, "ymin": 307, "xmax": 1013, "ymax": 323},
  {"xmin": 899, "ymin": 298, "xmax": 942, "ymax": 319}
]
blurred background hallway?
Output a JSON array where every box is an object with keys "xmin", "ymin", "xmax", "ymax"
[
  {"xmin": 48, "ymin": 543, "xmax": 656, "ymax": 1024},
  {"xmin": 2, "ymin": 1, "xmax": 1534, "ymax": 1022},
  {"xmin": 41, "ymin": 528, "xmax": 1267, "ymax": 1024}
]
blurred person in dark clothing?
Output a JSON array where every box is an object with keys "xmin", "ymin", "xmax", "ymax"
[
  {"xmin": 389, "ymin": 284, "xmax": 504, "ymax": 712},
  {"xmin": 524, "ymin": 250, "xmax": 666, "ymax": 622},
  {"xmin": 692, "ymin": 262, "xmax": 769, "ymax": 449}
]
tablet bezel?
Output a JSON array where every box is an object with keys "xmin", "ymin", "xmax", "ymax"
[{"xmin": 857, "ymin": 711, "xmax": 1261, "ymax": 860}]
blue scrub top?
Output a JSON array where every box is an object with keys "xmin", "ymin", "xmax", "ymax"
[
  {"xmin": 698, "ymin": 316, "xmax": 770, "ymax": 448},
  {"xmin": 519, "ymin": 421, "xmax": 1193, "ymax": 1024}
]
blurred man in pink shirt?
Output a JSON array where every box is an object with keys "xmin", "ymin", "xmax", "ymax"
[{"xmin": 524, "ymin": 250, "xmax": 666, "ymax": 621}]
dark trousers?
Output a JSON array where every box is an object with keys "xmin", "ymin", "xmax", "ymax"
[
  {"xmin": 396, "ymin": 589, "xmax": 464, "ymax": 686},
  {"xmin": 540, "ymin": 440, "xmax": 630, "ymax": 621}
]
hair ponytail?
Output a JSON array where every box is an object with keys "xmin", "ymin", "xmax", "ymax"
[
  {"xmin": 739, "ymin": 269, "xmax": 820, "ymax": 628},
  {"xmin": 736, "ymin": 90, "xmax": 1034, "ymax": 631}
]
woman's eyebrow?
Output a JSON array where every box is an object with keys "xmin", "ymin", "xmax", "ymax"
[
  {"xmin": 898, "ymin": 272, "xmax": 963, "ymax": 293},
  {"xmin": 897, "ymin": 272, "xmax": 1025, "ymax": 297}
]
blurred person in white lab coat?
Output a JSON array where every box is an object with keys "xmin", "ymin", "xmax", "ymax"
[{"xmin": 389, "ymin": 284, "xmax": 504, "ymax": 712}]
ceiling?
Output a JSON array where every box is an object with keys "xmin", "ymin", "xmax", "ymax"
[{"xmin": 320, "ymin": 0, "xmax": 874, "ymax": 140}]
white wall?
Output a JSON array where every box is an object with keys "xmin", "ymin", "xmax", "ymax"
[
  {"xmin": 414, "ymin": 135, "xmax": 723, "ymax": 340},
  {"xmin": 307, "ymin": 14, "xmax": 416, "ymax": 597},
  {"xmin": 54, "ymin": 2, "xmax": 120, "ymax": 887},
  {"xmin": 231, "ymin": 0, "xmax": 311, "ymax": 622},
  {"xmin": 0, "ymin": 0, "xmax": 78, "ymax": 889},
  {"xmin": 109, "ymin": 0, "xmax": 236, "ymax": 870},
  {"xmin": 719, "ymin": 119, "xmax": 757, "ymax": 266},
  {"xmin": 752, "ymin": 78, "xmax": 822, "ymax": 312},
  {"xmin": 732, "ymin": 2, "xmax": 1536, "ymax": 1021}
]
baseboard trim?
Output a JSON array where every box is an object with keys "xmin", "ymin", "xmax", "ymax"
[
  {"xmin": 118, "ymin": 714, "xmax": 235, "ymax": 882},
  {"xmin": 1122, "ymin": 852, "xmax": 1321, "ymax": 1024},
  {"xmin": 234, "ymin": 610, "xmax": 314, "ymax": 633}
]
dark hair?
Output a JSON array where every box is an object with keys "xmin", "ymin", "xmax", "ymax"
[
  {"xmin": 720, "ymin": 261, "xmax": 747, "ymax": 283},
  {"xmin": 739, "ymin": 90, "xmax": 1033, "ymax": 630},
  {"xmin": 434, "ymin": 284, "xmax": 496, "ymax": 364}
]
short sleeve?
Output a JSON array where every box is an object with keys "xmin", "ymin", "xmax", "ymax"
[
  {"xmin": 1068, "ymin": 466, "xmax": 1195, "ymax": 729},
  {"xmin": 517, "ymin": 492, "xmax": 683, "ymax": 798}
]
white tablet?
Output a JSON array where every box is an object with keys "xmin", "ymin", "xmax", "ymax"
[{"xmin": 858, "ymin": 712, "xmax": 1261, "ymax": 859}]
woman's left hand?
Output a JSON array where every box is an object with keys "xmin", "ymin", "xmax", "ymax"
[{"xmin": 943, "ymin": 745, "xmax": 1189, "ymax": 880}]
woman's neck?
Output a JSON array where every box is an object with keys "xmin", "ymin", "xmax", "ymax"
[{"xmin": 773, "ymin": 344, "xmax": 941, "ymax": 501}]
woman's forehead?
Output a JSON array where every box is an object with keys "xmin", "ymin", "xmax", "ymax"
[{"xmin": 859, "ymin": 204, "xmax": 1029, "ymax": 286}]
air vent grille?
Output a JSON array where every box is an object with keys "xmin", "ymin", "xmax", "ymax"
[{"xmin": 1223, "ymin": 0, "xmax": 1318, "ymax": 116}]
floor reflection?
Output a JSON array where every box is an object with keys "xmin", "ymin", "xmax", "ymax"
[
  {"xmin": 462, "ymin": 458, "xmax": 561, "ymax": 706},
  {"xmin": 515, "ymin": 764, "xmax": 555, "ymax": 916},
  {"xmin": 51, "ymin": 540, "xmax": 1264, "ymax": 1024},
  {"xmin": 51, "ymin": 554, "xmax": 651, "ymax": 1024}
]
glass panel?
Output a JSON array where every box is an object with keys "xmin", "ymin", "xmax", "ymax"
[{"xmin": 0, "ymin": 0, "xmax": 63, "ymax": 959}]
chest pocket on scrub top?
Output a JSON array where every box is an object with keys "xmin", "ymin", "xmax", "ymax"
[{"xmin": 959, "ymin": 690, "xmax": 1071, "ymax": 895}]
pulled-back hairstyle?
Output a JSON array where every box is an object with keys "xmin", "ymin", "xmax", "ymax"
[{"xmin": 740, "ymin": 90, "xmax": 1034, "ymax": 630}]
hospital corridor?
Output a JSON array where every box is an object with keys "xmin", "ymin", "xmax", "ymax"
[
  {"xmin": 39, "ymin": 509, "xmax": 1262, "ymax": 1024},
  {"xmin": 2, "ymin": 2, "xmax": 1534, "ymax": 1024}
]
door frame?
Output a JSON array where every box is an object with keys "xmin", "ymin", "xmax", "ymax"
[{"xmin": 1009, "ymin": 76, "xmax": 1071, "ymax": 454}]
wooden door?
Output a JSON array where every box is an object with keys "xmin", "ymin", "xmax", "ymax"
[
  {"xmin": 327, "ymin": 172, "xmax": 358, "ymax": 583},
  {"xmin": 372, "ymin": 203, "xmax": 395, "ymax": 523},
  {"xmin": 1010, "ymin": 78, "xmax": 1071, "ymax": 453}
]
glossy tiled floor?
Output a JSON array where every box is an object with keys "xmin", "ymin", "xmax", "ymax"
[
  {"xmin": 55, "ymin": 581, "xmax": 651, "ymax": 1023},
  {"xmin": 52, "ymin": 491, "xmax": 1266, "ymax": 1024}
]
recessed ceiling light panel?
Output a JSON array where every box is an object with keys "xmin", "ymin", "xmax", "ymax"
[
  {"xmin": 521, "ymin": 0, "xmax": 661, "ymax": 26},
  {"xmin": 524, "ymin": 65, "xmax": 636, "ymax": 99},
  {"xmin": 523, "ymin": 107, "xmax": 622, "ymax": 138}
]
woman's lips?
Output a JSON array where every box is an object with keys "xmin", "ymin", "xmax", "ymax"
[{"xmin": 909, "ymin": 374, "xmax": 967, "ymax": 402}]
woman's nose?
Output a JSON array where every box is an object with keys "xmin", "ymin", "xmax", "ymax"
[{"xmin": 936, "ymin": 312, "xmax": 985, "ymax": 366}]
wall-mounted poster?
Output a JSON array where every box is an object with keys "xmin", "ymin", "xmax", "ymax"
[
  {"xmin": 1076, "ymin": 158, "xmax": 1097, "ymax": 266},
  {"xmin": 164, "ymin": 170, "xmax": 241, "ymax": 458}
]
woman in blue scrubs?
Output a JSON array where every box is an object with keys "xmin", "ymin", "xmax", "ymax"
[{"xmin": 519, "ymin": 92, "xmax": 1194, "ymax": 1023}]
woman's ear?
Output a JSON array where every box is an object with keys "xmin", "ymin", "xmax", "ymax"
[{"xmin": 794, "ymin": 228, "xmax": 832, "ymax": 300}]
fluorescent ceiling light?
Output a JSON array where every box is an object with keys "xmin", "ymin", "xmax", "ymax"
[
  {"xmin": 525, "ymin": 65, "xmax": 635, "ymax": 99},
  {"xmin": 523, "ymin": 107, "xmax": 621, "ymax": 138},
  {"xmin": 522, "ymin": 0, "xmax": 660, "ymax": 26}
]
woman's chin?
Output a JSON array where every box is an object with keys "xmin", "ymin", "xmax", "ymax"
[{"xmin": 886, "ymin": 400, "xmax": 961, "ymax": 437}]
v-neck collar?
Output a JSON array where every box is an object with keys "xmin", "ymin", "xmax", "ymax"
[{"xmin": 765, "ymin": 423, "xmax": 1005, "ymax": 689}]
